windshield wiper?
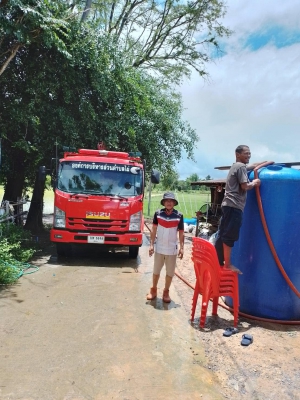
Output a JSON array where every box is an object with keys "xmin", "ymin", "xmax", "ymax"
[
  {"xmin": 110, "ymin": 194, "xmax": 128, "ymax": 200},
  {"xmin": 82, "ymin": 191, "xmax": 107, "ymax": 195},
  {"xmin": 69, "ymin": 191, "xmax": 105, "ymax": 197},
  {"xmin": 69, "ymin": 193, "xmax": 89, "ymax": 198},
  {"xmin": 69, "ymin": 191, "xmax": 128, "ymax": 200}
]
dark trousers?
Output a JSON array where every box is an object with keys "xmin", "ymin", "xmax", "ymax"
[{"xmin": 215, "ymin": 206, "xmax": 243, "ymax": 265}]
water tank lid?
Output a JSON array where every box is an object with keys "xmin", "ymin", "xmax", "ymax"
[{"xmin": 267, "ymin": 165, "xmax": 283, "ymax": 171}]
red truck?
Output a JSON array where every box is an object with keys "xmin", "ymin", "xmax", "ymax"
[{"xmin": 50, "ymin": 144, "xmax": 159, "ymax": 258}]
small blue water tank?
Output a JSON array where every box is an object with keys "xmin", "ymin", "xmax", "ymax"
[
  {"xmin": 229, "ymin": 164, "xmax": 300, "ymax": 320},
  {"xmin": 184, "ymin": 218, "xmax": 197, "ymax": 226}
]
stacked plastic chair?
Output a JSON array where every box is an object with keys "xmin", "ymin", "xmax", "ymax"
[{"xmin": 191, "ymin": 237, "xmax": 239, "ymax": 328}]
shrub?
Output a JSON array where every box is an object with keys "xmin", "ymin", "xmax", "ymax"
[{"xmin": 0, "ymin": 224, "xmax": 36, "ymax": 285}]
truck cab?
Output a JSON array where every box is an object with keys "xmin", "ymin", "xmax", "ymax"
[{"xmin": 50, "ymin": 147, "xmax": 159, "ymax": 258}]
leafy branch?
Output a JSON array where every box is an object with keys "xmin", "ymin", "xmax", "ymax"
[
  {"xmin": 77, "ymin": 0, "xmax": 232, "ymax": 82},
  {"xmin": 0, "ymin": 0, "xmax": 72, "ymax": 75}
]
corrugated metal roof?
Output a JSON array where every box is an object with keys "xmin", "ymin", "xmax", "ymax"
[{"xmin": 190, "ymin": 179, "xmax": 226, "ymax": 187}]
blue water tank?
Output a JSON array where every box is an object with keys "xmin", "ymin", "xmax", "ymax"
[
  {"xmin": 229, "ymin": 164, "xmax": 300, "ymax": 320},
  {"xmin": 184, "ymin": 218, "xmax": 197, "ymax": 226}
]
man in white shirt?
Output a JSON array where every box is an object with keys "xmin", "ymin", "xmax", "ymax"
[{"xmin": 147, "ymin": 192, "xmax": 184, "ymax": 303}]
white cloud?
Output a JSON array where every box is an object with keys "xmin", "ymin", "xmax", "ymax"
[
  {"xmin": 177, "ymin": 0, "xmax": 300, "ymax": 179},
  {"xmin": 224, "ymin": 0, "xmax": 300, "ymax": 32}
]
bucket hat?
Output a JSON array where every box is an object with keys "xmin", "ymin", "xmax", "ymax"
[{"xmin": 160, "ymin": 192, "xmax": 178, "ymax": 206}]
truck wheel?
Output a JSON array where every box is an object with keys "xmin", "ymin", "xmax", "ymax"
[
  {"xmin": 128, "ymin": 246, "xmax": 139, "ymax": 259},
  {"xmin": 56, "ymin": 243, "xmax": 72, "ymax": 257}
]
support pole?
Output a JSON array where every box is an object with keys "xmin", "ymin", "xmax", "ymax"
[{"xmin": 147, "ymin": 180, "xmax": 152, "ymax": 217}]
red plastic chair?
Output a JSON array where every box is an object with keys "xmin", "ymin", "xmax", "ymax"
[{"xmin": 191, "ymin": 237, "xmax": 239, "ymax": 328}]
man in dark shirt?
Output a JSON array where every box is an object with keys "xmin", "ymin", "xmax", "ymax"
[{"xmin": 215, "ymin": 145, "xmax": 262, "ymax": 274}]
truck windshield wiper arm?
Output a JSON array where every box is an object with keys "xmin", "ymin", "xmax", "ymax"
[
  {"xmin": 70, "ymin": 191, "xmax": 107, "ymax": 196},
  {"xmin": 110, "ymin": 194, "xmax": 128, "ymax": 200},
  {"xmin": 69, "ymin": 192, "xmax": 106, "ymax": 197},
  {"xmin": 69, "ymin": 193, "xmax": 89, "ymax": 198}
]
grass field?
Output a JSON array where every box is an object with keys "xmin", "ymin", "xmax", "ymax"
[
  {"xmin": 1, "ymin": 187, "xmax": 210, "ymax": 219},
  {"xmin": 144, "ymin": 191, "xmax": 210, "ymax": 218}
]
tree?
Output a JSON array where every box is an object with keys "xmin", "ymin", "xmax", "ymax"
[
  {"xmin": 0, "ymin": 0, "xmax": 71, "ymax": 76},
  {"xmin": 160, "ymin": 170, "xmax": 179, "ymax": 190},
  {"xmin": 184, "ymin": 173, "xmax": 200, "ymax": 190},
  {"xmin": 0, "ymin": 21, "xmax": 197, "ymax": 232},
  {"xmin": 76, "ymin": 0, "xmax": 232, "ymax": 83},
  {"xmin": 188, "ymin": 173, "xmax": 200, "ymax": 182},
  {"xmin": 177, "ymin": 179, "xmax": 189, "ymax": 192}
]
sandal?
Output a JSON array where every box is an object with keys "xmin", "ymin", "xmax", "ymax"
[
  {"xmin": 223, "ymin": 327, "xmax": 239, "ymax": 337},
  {"xmin": 241, "ymin": 333, "xmax": 253, "ymax": 346}
]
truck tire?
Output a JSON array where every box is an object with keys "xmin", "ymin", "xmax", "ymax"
[
  {"xmin": 128, "ymin": 246, "xmax": 139, "ymax": 259},
  {"xmin": 56, "ymin": 243, "xmax": 72, "ymax": 257}
]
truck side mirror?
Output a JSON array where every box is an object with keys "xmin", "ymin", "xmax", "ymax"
[
  {"xmin": 38, "ymin": 166, "xmax": 46, "ymax": 181},
  {"xmin": 151, "ymin": 169, "xmax": 160, "ymax": 184}
]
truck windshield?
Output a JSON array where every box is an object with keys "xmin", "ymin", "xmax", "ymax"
[{"xmin": 57, "ymin": 161, "xmax": 143, "ymax": 196}]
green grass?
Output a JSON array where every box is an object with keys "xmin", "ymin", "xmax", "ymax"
[
  {"xmin": 143, "ymin": 191, "xmax": 211, "ymax": 219},
  {"xmin": 43, "ymin": 189, "xmax": 54, "ymax": 213}
]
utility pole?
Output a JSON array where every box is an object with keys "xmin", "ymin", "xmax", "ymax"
[{"xmin": 147, "ymin": 179, "xmax": 152, "ymax": 217}]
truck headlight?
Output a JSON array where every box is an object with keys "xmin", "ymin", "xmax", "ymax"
[
  {"xmin": 54, "ymin": 206, "xmax": 66, "ymax": 228},
  {"xmin": 129, "ymin": 211, "xmax": 141, "ymax": 231}
]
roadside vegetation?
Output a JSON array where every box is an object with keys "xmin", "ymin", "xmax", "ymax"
[
  {"xmin": 0, "ymin": 1, "xmax": 229, "ymax": 280},
  {"xmin": 0, "ymin": 0, "xmax": 230, "ymax": 233},
  {"xmin": 0, "ymin": 223, "xmax": 36, "ymax": 285}
]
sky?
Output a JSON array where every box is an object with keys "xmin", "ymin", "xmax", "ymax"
[{"xmin": 177, "ymin": 0, "xmax": 300, "ymax": 180}]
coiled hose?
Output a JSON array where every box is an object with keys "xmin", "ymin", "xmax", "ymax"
[
  {"xmin": 0, "ymin": 261, "xmax": 39, "ymax": 284},
  {"xmin": 174, "ymin": 270, "xmax": 300, "ymax": 326}
]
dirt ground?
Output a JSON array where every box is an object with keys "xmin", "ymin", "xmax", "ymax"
[
  {"xmin": 3, "ymin": 216, "xmax": 299, "ymax": 399},
  {"xmin": 144, "ymin": 218, "xmax": 300, "ymax": 400}
]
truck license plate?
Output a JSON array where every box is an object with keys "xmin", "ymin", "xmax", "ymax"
[{"xmin": 88, "ymin": 235, "xmax": 105, "ymax": 244}]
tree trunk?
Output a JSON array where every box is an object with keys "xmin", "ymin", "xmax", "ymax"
[
  {"xmin": 81, "ymin": 0, "xmax": 92, "ymax": 23},
  {"xmin": 24, "ymin": 172, "xmax": 45, "ymax": 234},
  {"xmin": 3, "ymin": 173, "xmax": 25, "ymax": 203},
  {"xmin": 2, "ymin": 152, "xmax": 26, "ymax": 218}
]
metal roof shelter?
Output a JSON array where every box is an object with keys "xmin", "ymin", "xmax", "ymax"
[
  {"xmin": 190, "ymin": 176, "xmax": 227, "ymax": 237},
  {"xmin": 190, "ymin": 178, "xmax": 226, "ymax": 188}
]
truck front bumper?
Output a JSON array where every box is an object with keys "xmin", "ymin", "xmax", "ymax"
[{"xmin": 50, "ymin": 229, "xmax": 143, "ymax": 247}]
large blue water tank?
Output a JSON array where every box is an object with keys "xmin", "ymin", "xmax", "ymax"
[{"xmin": 229, "ymin": 164, "xmax": 300, "ymax": 320}]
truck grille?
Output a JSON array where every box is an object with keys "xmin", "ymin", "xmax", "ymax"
[{"xmin": 67, "ymin": 217, "xmax": 128, "ymax": 232}]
